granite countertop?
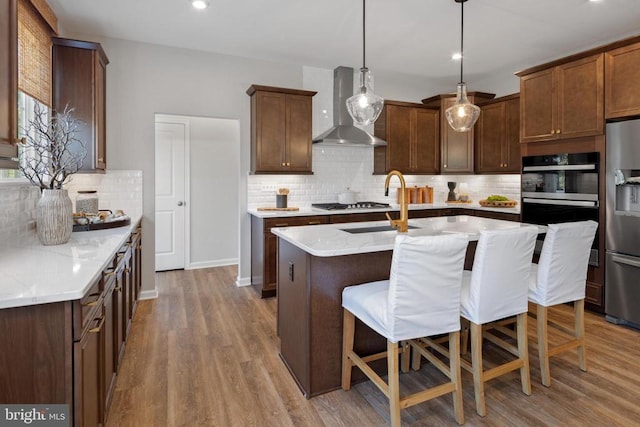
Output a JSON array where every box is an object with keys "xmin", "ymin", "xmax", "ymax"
[
  {"xmin": 248, "ymin": 202, "xmax": 521, "ymax": 218},
  {"xmin": 0, "ymin": 215, "xmax": 141, "ymax": 309},
  {"xmin": 271, "ymin": 215, "xmax": 544, "ymax": 257}
]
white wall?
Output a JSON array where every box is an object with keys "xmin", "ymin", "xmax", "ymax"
[{"xmin": 188, "ymin": 116, "xmax": 240, "ymax": 268}]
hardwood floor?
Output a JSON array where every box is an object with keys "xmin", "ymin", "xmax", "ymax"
[{"xmin": 107, "ymin": 266, "xmax": 640, "ymax": 426}]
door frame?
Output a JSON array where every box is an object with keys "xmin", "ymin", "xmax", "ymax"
[{"xmin": 154, "ymin": 114, "xmax": 191, "ymax": 271}]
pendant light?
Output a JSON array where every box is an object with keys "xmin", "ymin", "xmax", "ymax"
[
  {"xmin": 346, "ymin": 0, "xmax": 384, "ymax": 126},
  {"xmin": 445, "ymin": 0, "xmax": 480, "ymax": 132}
]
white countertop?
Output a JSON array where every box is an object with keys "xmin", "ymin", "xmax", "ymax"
[
  {"xmin": 248, "ymin": 202, "xmax": 520, "ymax": 218},
  {"xmin": 0, "ymin": 216, "xmax": 141, "ymax": 309},
  {"xmin": 271, "ymin": 215, "xmax": 543, "ymax": 257}
]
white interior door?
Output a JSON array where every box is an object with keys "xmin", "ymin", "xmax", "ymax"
[{"xmin": 155, "ymin": 121, "xmax": 187, "ymax": 271}]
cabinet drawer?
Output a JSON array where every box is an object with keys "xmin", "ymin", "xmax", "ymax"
[
  {"xmin": 265, "ymin": 216, "xmax": 328, "ymax": 230},
  {"xmin": 73, "ymin": 278, "xmax": 103, "ymax": 341}
]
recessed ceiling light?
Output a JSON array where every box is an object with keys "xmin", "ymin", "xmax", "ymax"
[
  {"xmin": 192, "ymin": 0, "xmax": 209, "ymax": 10},
  {"xmin": 452, "ymin": 52, "xmax": 462, "ymax": 61}
]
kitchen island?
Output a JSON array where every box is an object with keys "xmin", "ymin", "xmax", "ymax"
[{"xmin": 272, "ymin": 215, "xmax": 543, "ymax": 398}]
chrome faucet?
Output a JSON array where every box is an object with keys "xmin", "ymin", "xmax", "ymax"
[{"xmin": 384, "ymin": 170, "xmax": 408, "ymax": 233}]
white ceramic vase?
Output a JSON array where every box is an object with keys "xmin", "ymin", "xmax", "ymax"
[{"xmin": 37, "ymin": 189, "xmax": 73, "ymax": 245}]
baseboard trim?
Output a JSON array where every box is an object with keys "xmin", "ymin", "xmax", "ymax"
[
  {"xmin": 139, "ymin": 289, "xmax": 159, "ymax": 300},
  {"xmin": 187, "ymin": 259, "xmax": 238, "ymax": 270},
  {"xmin": 236, "ymin": 276, "xmax": 251, "ymax": 287}
]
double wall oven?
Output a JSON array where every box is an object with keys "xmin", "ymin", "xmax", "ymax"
[{"xmin": 521, "ymin": 152, "xmax": 600, "ymax": 266}]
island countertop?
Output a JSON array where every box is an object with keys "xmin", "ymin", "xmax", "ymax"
[{"xmin": 271, "ymin": 215, "xmax": 544, "ymax": 257}]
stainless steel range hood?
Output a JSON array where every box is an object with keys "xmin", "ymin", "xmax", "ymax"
[{"xmin": 312, "ymin": 66, "xmax": 386, "ymax": 147}]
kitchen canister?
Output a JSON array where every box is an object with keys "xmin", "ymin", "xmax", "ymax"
[{"xmin": 76, "ymin": 190, "xmax": 99, "ymax": 213}]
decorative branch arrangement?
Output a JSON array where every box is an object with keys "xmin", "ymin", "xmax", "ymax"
[{"xmin": 19, "ymin": 103, "xmax": 87, "ymax": 190}]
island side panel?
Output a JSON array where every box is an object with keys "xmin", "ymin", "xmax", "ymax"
[
  {"xmin": 308, "ymin": 251, "xmax": 392, "ymax": 396},
  {"xmin": 277, "ymin": 239, "xmax": 311, "ymax": 396}
]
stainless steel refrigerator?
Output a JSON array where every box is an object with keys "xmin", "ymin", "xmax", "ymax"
[{"xmin": 605, "ymin": 119, "xmax": 640, "ymax": 329}]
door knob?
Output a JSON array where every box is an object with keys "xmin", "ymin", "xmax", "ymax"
[{"xmin": 177, "ymin": 201, "xmax": 184, "ymax": 206}]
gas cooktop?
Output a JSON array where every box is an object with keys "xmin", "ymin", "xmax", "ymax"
[{"xmin": 311, "ymin": 202, "xmax": 392, "ymax": 211}]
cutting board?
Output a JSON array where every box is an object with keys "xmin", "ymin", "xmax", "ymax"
[{"xmin": 257, "ymin": 207, "xmax": 300, "ymax": 211}]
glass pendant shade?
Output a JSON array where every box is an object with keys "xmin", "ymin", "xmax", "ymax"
[
  {"xmin": 346, "ymin": 68, "xmax": 384, "ymax": 125},
  {"xmin": 445, "ymin": 82, "xmax": 480, "ymax": 132}
]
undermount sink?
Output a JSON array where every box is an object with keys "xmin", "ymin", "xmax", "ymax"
[{"xmin": 340, "ymin": 225, "xmax": 420, "ymax": 234}]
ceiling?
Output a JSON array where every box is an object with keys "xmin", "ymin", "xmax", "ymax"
[{"xmin": 47, "ymin": 0, "xmax": 640, "ymax": 83}]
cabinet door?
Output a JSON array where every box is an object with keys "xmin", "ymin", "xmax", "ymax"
[
  {"xmin": 52, "ymin": 38, "xmax": 108, "ymax": 172},
  {"xmin": 254, "ymin": 91, "xmax": 286, "ymax": 172},
  {"xmin": 0, "ymin": 0, "xmax": 18, "ymax": 168},
  {"xmin": 74, "ymin": 312, "xmax": 104, "ymax": 427},
  {"xmin": 285, "ymin": 94, "xmax": 312, "ymax": 172},
  {"xmin": 441, "ymin": 97, "xmax": 474, "ymax": 173},
  {"xmin": 413, "ymin": 108, "xmax": 439, "ymax": 173},
  {"xmin": 385, "ymin": 105, "xmax": 412, "ymax": 172},
  {"xmin": 520, "ymin": 68, "xmax": 556, "ymax": 143},
  {"xmin": 264, "ymin": 231, "xmax": 278, "ymax": 293},
  {"xmin": 503, "ymin": 97, "xmax": 521, "ymax": 172},
  {"xmin": 95, "ymin": 55, "xmax": 106, "ymax": 170},
  {"xmin": 556, "ymin": 53, "xmax": 603, "ymax": 139},
  {"xmin": 475, "ymin": 102, "xmax": 505, "ymax": 173},
  {"xmin": 102, "ymin": 286, "xmax": 116, "ymax": 417},
  {"xmin": 606, "ymin": 42, "xmax": 640, "ymax": 119}
]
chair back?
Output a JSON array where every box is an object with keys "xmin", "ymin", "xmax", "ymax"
[
  {"xmin": 466, "ymin": 226, "xmax": 538, "ymax": 324},
  {"xmin": 535, "ymin": 220, "xmax": 598, "ymax": 306},
  {"xmin": 386, "ymin": 234, "xmax": 468, "ymax": 341}
]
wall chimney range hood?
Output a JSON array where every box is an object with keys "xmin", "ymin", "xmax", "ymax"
[{"xmin": 312, "ymin": 66, "xmax": 386, "ymax": 147}]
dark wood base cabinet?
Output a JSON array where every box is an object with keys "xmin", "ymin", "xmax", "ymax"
[{"xmin": 0, "ymin": 226, "xmax": 142, "ymax": 426}]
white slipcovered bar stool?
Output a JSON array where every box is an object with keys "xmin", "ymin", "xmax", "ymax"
[
  {"xmin": 528, "ymin": 220, "xmax": 598, "ymax": 387},
  {"xmin": 341, "ymin": 234, "xmax": 469, "ymax": 427},
  {"xmin": 459, "ymin": 226, "xmax": 538, "ymax": 417}
]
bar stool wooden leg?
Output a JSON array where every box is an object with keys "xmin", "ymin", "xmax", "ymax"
[
  {"xmin": 388, "ymin": 341, "xmax": 401, "ymax": 427},
  {"xmin": 517, "ymin": 312, "xmax": 532, "ymax": 395},
  {"xmin": 342, "ymin": 310, "xmax": 355, "ymax": 391},
  {"xmin": 411, "ymin": 343, "xmax": 422, "ymax": 371},
  {"xmin": 401, "ymin": 341, "xmax": 410, "ymax": 373},
  {"xmin": 537, "ymin": 304, "xmax": 551, "ymax": 387},
  {"xmin": 575, "ymin": 299, "xmax": 587, "ymax": 372},
  {"xmin": 449, "ymin": 331, "xmax": 465, "ymax": 425},
  {"xmin": 461, "ymin": 319, "xmax": 470, "ymax": 355},
  {"xmin": 470, "ymin": 322, "xmax": 487, "ymax": 417}
]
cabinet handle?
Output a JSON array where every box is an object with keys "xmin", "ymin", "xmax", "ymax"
[
  {"xmin": 556, "ymin": 129, "xmax": 561, "ymax": 134},
  {"xmin": 89, "ymin": 316, "xmax": 105, "ymax": 333},
  {"xmin": 550, "ymin": 129, "xmax": 555, "ymax": 134},
  {"xmin": 307, "ymin": 221, "xmax": 321, "ymax": 225},
  {"xmin": 275, "ymin": 223, "xmax": 288, "ymax": 227},
  {"xmin": 281, "ymin": 162, "xmax": 285, "ymax": 166},
  {"xmin": 98, "ymin": 157, "xmax": 104, "ymax": 162},
  {"xmin": 82, "ymin": 292, "xmax": 101, "ymax": 307},
  {"xmin": 443, "ymin": 164, "xmax": 447, "ymax": 168},
  {"xmin": 286, "ymin": 162, "xmax": 290, "ymax": 166}
]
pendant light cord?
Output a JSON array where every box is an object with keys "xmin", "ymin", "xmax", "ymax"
[
  {"xmin": 362, "ymin": 0, "xmax": 366, "ymax": 70},
  {"xmin": 460, "ymin": 0, "xmax": 464, "ymax": 84}
]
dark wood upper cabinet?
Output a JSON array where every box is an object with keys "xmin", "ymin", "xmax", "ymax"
[
  {"xmin": 247, "ymin": 85, "xmax": 316, "ymax": 174},
  {"xmin": 374, "ymin": 100, "xmax": 439, "ymax": 174},
  {"xmin": 52, "ymin": 37, "xmax": 109, "ymax": 172},
  {"xmin": 605, "ymin": 41, "xmax": 640, "ymax": 119},
  {"xmin": 519, "ymin": 53, "xmax": 604, "ymax": 143},
  {"xmin": 422, "ymin": 92, "xmax": 495, "ymax": 174},
  {"xmin": 475, "ymin": 94, "xmax": 521, "ymax": 173},
  {"xmin": 0, "ymin": 0, "xmax": 18, "ymax": 169}
]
